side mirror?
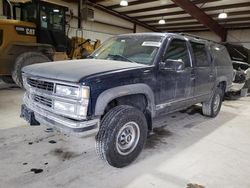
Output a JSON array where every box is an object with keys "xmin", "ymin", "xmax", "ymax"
[{"xmin": 160, "ymin": 59, "xmax": 185, "ymax": 71}]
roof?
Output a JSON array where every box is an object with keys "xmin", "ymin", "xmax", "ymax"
[{"xmin": 118, "ymin": 32, "xmax": 167, "ymax": 37}]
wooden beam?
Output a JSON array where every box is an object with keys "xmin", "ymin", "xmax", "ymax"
[
  {"xmin": 170, "ymin": 26, "xmax": 250, "ymax": 33},
  {"xmin": 134, "ymin": 2, "xmax": 250, "ymax": 19},
  {"xmin": 86, "ymin": 1, "xmax": 159, "ymax": 32},
  {"xmin": 143, "ymin": 10, "xmax": 250, "ymax": 24},
  {"xmin": 121, "ymin": 0, "xmax": 219, "ymax": 15},
  {"xmin": 171, "ymin": 0, "xmax": 227, "ymax": 41},
  {"xmin": 107, "ymin": 0, "xmax": 158, "ymax": 10},
  {"xmin": 160, "ymin": 22, "xmax": 250, "ymax": 31},
  {"xmin": 157, "ymin": 21, "xmax": 202, "ymax": 27},
  {"xmin": 153, "ymin": 17, "xmax": 250, "ymax": 27},
  {"xmin": 225, "ymin": 22, "xmax": 250, "ymax": 29},
  {"xmin": 78, "ymin": 0, "xmax": 82, "ymax": 28},
  {"xmin": 133, "ymin": 23, "xmax": 137, "ymax": 33},
  {"xmin": 135, "ymin": 10, "xmax": 187, "ymax": 20},
  {"xmin": 88, "ymin": 0, "xmax": 107, "ymax": 3}
]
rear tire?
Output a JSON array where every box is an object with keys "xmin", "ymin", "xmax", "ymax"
[
  {"xmin": 12, "ymin": 52, "xmax": 50, "ymax": 88},
  {"xmin": 202, "ymin": 87, "xmax": 223, "ymax": 117},
  {"xmin": 96, "ymin": 105, "xmax": 148, "ymax": 168},
  {"xmin": 1, "ymin": 76, "xmax": 14, "ymax": 84}
]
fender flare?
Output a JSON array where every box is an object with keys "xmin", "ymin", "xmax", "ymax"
[
  {"xmin": 215, "ymin": 76, "xmax": 228, "ymax": 91},
  {"xmin": 94, "ymin": 84, "xmax": 156, "ymax": 117}
]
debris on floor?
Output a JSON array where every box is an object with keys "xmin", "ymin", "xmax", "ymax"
[
  {"xmin": 186, "ymin": 183, "xmax": 205, "ymax": 188},
  {"xmin": 30, "ymin": 168, "xmax": 43, "ymax": 174}
]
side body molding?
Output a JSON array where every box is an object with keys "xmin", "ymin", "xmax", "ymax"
[{"xmin": 94, "ymin": 84, "xmax": 156, "ymax": 117}]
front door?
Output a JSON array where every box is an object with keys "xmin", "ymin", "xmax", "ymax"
[{"xmin": 156, "ymin": 38, "xmax": 194, "ymax": 113}]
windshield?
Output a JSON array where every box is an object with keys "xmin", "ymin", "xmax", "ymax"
[{"xmin": 91, "ymin": 35, "xmax": 164, "ymax": 65}]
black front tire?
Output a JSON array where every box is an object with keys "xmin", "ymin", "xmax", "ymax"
[
  {"xmin": 12, "ymin": 52, "xmax": 50, "ymax": 88},
  {"xmin": 202, "ymin": 87, "xmax": 223, "ymax": 117},
  {"xmin": 96, "ymin": 105, "xmax": 148, "ymax": 168},
  {"xmin": 1, "ymin": 76, "xmax": 15, "ymax": 84}
]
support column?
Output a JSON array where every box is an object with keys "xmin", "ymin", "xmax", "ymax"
[{"xmin": 133, "ymin": 23, "xmax": 137, "ymax": 33}]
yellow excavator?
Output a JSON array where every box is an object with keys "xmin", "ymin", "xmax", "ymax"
[{"xmin": 0, "ymin": 0, "xmax": 101, "ymax": 87}]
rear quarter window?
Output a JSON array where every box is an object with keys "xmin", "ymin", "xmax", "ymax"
[
  {"xmin": 191, "ymin": 42, "xmax": 209, "ymax": 67},
  {"xmin": 211, "ymin": 44, "xmax": 232, "ymax": 66}
]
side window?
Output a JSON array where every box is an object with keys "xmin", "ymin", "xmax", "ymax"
[
  {"xmin": 212, "ymin": 44, "xmax": 231, "ymax": 66},
  {"xmin": 191, "ymin": 42, "xmax": 209, "ymax": 67},
  {"xmin": 14, "ymin": 6, "xmax": 21, "ymax": 20},
  {"xmin": 21, "ymin": 4, "xmax": 37, "ymax": 22},
  {"xmin": 51, "ymin": 9, "xmax": 64, "ymax": 31},
  {"xmin": 40, "ymin": 8, "xmax": 48, "ymax": 29},
  {"xmin": 40, "ymin": 5, "xmax": 64, "ymax": 31},
  {"xmin": 3, "ymin": 0, "xmax": 11, "ymax": 18},
  {"xmin": 163, "ymin": 39, "xmax": 190, "ymax": 67}
]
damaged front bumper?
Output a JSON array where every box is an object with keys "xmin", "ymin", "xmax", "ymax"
[{"xmin": 21, "ymin": 93, "xmax": 100, "ymax": 134}]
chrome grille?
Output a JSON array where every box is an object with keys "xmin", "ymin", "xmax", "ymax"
[
  {"xmin": 33, "ymin": 95, "xmax": 52, "ymax": 108},
  {"xmin": 27, "ymin": 78, "xmax": 54, "ymax": 92}
]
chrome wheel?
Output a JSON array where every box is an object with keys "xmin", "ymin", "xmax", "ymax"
[
  {"xmin": 116, "ymin": 121, "xmax": 140, "ymax": 155},
  {"xmin": 213, "ymin": 94, "xmax": 221, "ymax": 113}
]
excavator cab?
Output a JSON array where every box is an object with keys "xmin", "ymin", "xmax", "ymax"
[
  {"xmin": 14, "ymin": 0, "xmax": 68, "ymax": 51},
  {"xmin": 0, "ymin": 0, "xmax": 68, "ymax": 86},
  {"xmin": 0, "ymin": 0, "xmax": 100, "ymax": 87}
]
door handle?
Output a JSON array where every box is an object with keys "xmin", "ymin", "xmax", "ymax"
[{"xmin": 191, "ymin": 74, "xmax": 195, "ymax": 80}]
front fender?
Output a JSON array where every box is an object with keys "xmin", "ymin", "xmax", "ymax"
[{"xmin": 94, "ymin": 84, "xmax": 156, "ymax": 117}]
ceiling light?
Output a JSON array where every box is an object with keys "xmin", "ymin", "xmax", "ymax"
[
  {"xmin": 120, "ymin": 0, "xmax": 128, "ymax": 6},
  {"xmin": 218, "ymin": 12, "xmax": 227, "ymax": 19},
  {"xmin": 53, "ymin": 9, "xmax": 60, "ymax": 13},
  {"xmin": 158, "ymin": 19, "xmax": 166, "ymax": 24}
]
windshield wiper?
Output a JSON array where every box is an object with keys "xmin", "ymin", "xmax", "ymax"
[{"xmin": 107, "ymin": 54, "xmax": 137, "ymax": 63}]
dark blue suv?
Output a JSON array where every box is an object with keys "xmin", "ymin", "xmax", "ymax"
[{"xmin": 21, "ymin": 33, "xmax": 234, "ymax": 167}]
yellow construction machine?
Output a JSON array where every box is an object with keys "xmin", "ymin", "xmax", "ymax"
[{"xmin": 0, "ymin": 0, "xmax": 101, "ymax": 87}]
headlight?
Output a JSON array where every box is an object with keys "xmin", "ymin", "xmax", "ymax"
[
  {"xmin": 53, "ymin": 100, "xmax": 89, "ymax": 119},
  {"xmin": 55, "ymin": 84, "xmax": 90, "ymax": 99},
  {"xmin": 53, "ymin": 84, "xmax": 90, "ymax": 119},
  {"xmin": 54, "ymin": 101, "xmax": 75, "ymax": 114},
  {"xmin": 55, "ymin": 84, "xmax": 80, "ymax": 98}
]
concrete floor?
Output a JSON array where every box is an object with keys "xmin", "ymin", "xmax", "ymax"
[{"xmin": 1, "ymin": 83, "xmax": 250, "ymax": 188}]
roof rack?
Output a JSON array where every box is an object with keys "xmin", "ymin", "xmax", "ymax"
[{"xmin": 179, "ymin": 32, "xmax": 217, "ymax": 43}]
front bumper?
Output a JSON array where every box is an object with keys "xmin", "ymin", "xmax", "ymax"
[{"xmin": 21, "ymin": 93, "xmax": 100, "ymax": 133}]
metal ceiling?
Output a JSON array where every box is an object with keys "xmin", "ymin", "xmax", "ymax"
[{"xmin": 88, "ymin": 0, "xmax": 250, "ymax": 41}]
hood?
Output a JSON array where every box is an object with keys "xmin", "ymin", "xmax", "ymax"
[{"xmin": 22, "ymin": 59, "xmax": 149, "ymax": 82}]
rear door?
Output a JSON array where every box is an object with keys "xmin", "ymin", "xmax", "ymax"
[{"xmin": 191, "ymin": 42, "xmax": 215, "ymax": 97}]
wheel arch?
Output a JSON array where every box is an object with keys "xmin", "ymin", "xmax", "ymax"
[
  {"xmin": 215, "ymin": 76, "xmax": 228, "ymax": 92},
  {"xmin": 94, "ymin": 84, "xmax": 156, "ymax": 118}
]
